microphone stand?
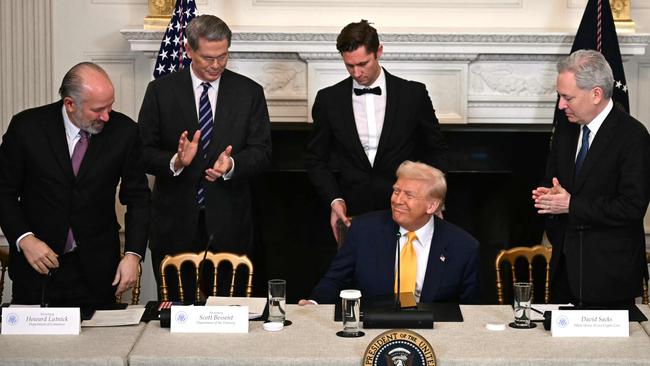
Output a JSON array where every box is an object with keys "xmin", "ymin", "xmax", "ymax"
[
  {"xmin": 577, "ymin": 225, "xmax": 589, "ymax": 309},
  {"xmin": 196, "ymin": 234, "xmax": 214, "ymax": 305},
  {"xmin": 395, "ymin": 232, "xmax": 401, "ymax": 311},
  {"xmin": 363, "ymin": 231, "xmax": 434, "ymax": 329},
  {"xmin": 40, "ymin": 269, "xmax": 57, "ymax": 308}
]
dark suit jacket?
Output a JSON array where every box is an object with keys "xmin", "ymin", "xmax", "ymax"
[
  {"xmin": 545, "ymin": 105, "xmax": 650, "ymax": 303},
  {"xmin": 138, "ymin": 68, "xmax": 271, "ymax": 255},
  {"xmin": 0, "ymin": 101, "xmax": 150, "ymax": 301},
  {"xmin": 310, "ymin": 211, "xmax": 480, "ymax": 304},
  {"xmin": 306, "ymin": 69, "xmax": 448, "ymax": 216}
]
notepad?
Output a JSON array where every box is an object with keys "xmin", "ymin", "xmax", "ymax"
[{"xmin": 205, "ymin": 296, "xmax": 266, "ymax": 319}]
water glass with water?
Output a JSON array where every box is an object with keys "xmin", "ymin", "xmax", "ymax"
[
  {"xmin": 340, "ymin": 289, "xmax": 361, "ymax": 335},
  {"xmin": 268, "ymin": 279, "xmax": 286, "ymax": 323},
  {"xmin": 513, "ymin": 282, "xmax": 532, "ymax": 328}
]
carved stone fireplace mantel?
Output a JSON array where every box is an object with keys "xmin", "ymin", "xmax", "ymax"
[{"xmin": 121, "ymin": 28, "xmax": 650, "ymax": 124}]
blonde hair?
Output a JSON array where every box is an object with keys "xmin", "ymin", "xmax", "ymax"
[{"xmin": 395, "ymin": 160, "xmax": 447, "ymax": 203}]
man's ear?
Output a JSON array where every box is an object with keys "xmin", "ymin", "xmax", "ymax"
[
  {"xmin": 63, "ymin": 96, "xmax": 75, "ymax": 113},
  {"xmin": 592, "ymin": 86, "xmax": 604, "ymax": 105},
  {"xmin": 426, "ymin": 199, "xmax": 440, "ymax": 215}
]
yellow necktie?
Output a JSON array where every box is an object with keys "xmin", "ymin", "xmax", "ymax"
[{"xmin": 395, "ymin": 231, "xmax": 418, "ymax": 294}]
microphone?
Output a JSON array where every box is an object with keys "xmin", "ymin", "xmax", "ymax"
[
  {"xmin": 363, "ymin": 231, "xmax": 433, "ymax": 329},
  {"xmin": 395, "ymin": 232, "xmax": 402, "ymax": 311},
  {"xmin": 576, "ymin": 225, "xmax": 590, "ymax": 309},
  {"xmin": 196, "ymin": 233, "xmax": 215, "ymax": 305},
  {"xmin": 41, "ymin": 268, "xmax": 57, "ymax": 307}
]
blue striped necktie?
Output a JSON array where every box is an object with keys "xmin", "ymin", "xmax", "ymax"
[
  {"xmin": 197, "ymin": 82, "xmax": 214, "ymax": 206},
  {"xmin": 574, "ymin": 125, "xmax": 590, "ymax": 177}
]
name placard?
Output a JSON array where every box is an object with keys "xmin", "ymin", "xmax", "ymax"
[
  {"xmin": 170, "ymin": 305, "xmax": 248, "ymax": 333},
  {"xmin": 551, "ymin": 310, "xmax": 629, "ymax": 337},
  {"xmin": 1, "ymin": 307, "xmax": 80, "ymax": 335}
]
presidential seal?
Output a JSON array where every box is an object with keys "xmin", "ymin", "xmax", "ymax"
[{"xmin": 363, "ymin": 329, "xmax": 436, "ymax": 366}]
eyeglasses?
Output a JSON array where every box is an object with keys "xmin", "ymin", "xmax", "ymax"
[{"xmin": 198, "ymin": 53, "xmax": 228, "ymax": 65}]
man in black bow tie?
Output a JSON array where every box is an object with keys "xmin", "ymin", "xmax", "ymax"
[{"xmin": 306, "ymin": 20, "xmax": 448, "ymax": 243}]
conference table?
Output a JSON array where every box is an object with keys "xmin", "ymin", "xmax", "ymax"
[
  {"xmin": 0, "ymin": 321, "xmax": 146, "ymax": 366},
  {"xmin": 128, "ymin": 304, "xmax": 650, "ymax": 366},
  {"xmin": 3, "ymin": 305, "xmax": 650, "ymax": 365}
]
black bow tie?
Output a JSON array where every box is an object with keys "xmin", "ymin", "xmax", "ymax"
[{"xmin": 353, "ymin": 86, "xmax": 382, "ymax": 96}]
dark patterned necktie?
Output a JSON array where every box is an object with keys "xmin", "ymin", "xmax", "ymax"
[
  {"xmin": 65, "ymin": 130, "xmax": 89, "ymax": 253},
  {"xmin": 197, "ymin": 82, "xmax": 214, "ymax": 206},
  {"xmin": 574, "ymin": 125, "xmax": 590, "ymax": 177}
]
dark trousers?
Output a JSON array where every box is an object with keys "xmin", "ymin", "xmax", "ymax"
[
  {"xmin": 551, "ymin": 254, "xmax": 636, "ymax": 308},
  {"xmin": 12, "ymin": 251, "xmax": 114, "ymax": 307}
]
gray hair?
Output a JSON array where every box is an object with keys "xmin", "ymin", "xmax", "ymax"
[
  {"xmin": 395, "ymin": 160, "xmax": 447, "ymax": 203},
  {"xmin": 58, "ymin": 62, "xmax": 109, "ymax": 103},
  {"xmin": 186, "ymin": 15, "xmax": 232, "ymax": 50},
  {"xmin": 557, "ymin": 49, "xmax": 614, "ymax": 99}
]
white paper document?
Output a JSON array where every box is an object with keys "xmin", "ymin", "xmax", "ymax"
[
  {"xmin": 205, "ymin": 296, "xmax": 266, "ymax": 319},
  {"xmin": 81, "ymin": 308, "xmax": 145, "ymax": 327}
]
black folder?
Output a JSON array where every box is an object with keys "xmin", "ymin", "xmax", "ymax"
[{"xmin": 334, "ymin": 295, "xmax": 463, "ymax": 322}]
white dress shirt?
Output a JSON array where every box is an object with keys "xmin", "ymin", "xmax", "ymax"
[
  {"xmin": 170, "ymin": 67, "xmax": 234, "ymax": 179},
  {"xmin": 575, "ymin": 99, "xmax": 612, "ymax": 161},
  {"xmin": 396, "ymin": 215, "xmax": 435, "ymax": 303},
  {"xmin": 352, "ymin": 69, "xmax": 387, "ymax": 167}
]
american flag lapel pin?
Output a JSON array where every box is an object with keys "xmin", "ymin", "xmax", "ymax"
[{"xmin": 439, "ymin": 255, "xmax": 446, "ymax": 262}]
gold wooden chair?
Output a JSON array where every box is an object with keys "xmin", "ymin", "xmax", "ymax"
[
  {"xmin": 495, "ymin": 245, "xmax": 552, "ymax": 305},
  {"xmin": 642, "ymin": 251, "xmax": 650, "ymax": 305},
  {"xmin": 0, "ymin": 247, "xmax": 9, "ymax": 303},
  {"xmin": 159, "ymin": 251, "xmax": 254, "ymax": 302},
  {"xmin": 115, "ymin": 258, "xmax": 143, "ymax": 305}
]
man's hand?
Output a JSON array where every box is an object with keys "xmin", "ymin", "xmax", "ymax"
[
  {"xmin": 531, "ymin": 186, "xmax": 551, "ymax": 201},
  {"xmin": 112, "ymin": 253, "xmax": 140, "ymax": 296},
  {"xmin": 174, "ymin": 130, "xmax": 201, "ymax": 170},
  {"xmin": 205, "ymin": 145, "xmax": 233, "ymax": 182},
  {"xmin": 330, "ymin": 200, "xmax": 351, "ymax": 244},
  {"xmin": 19, "ymin": 235, "xmax": 59, "ymax": 275},
  {"xmin": 298, "ymin": 299, "xmax": 315, "ymax": 306},
  {"xmin": 533, "ymin": 177, "xmax": 571, "ymax": 214}
]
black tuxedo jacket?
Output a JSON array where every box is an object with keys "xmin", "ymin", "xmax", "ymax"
[
  {"xmin": 306, "ymin": 69, "xmax": 447, "ymax": 216},
  {"xmin": 138, "ymin": 68, "xmax": 271, "ymax": 255},
  {"xmin": 0, "ymin": 101, "xmax": 150, "ymax": 300},
  {"xmin": 545, "ymin": 105, "xmax": 650, "ymax": 303},
  {"xmin": 310, "ymin": 211, "xmax": 480, "ymax": 304}
]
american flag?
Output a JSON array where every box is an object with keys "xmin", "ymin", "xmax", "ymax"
[
  {"xmin": 549, "ymin": 0, "xmax": 628, "ymax": 147},
  {"xmin": 153, "ymin": 0, "xmax": 197, "ymax": 79}
]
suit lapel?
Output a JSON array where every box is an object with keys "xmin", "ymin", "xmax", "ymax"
[
  {"xmin": 573, "ymin": 108, "xmax": 617, "ymax": 191},
  {"xmin": 208, "ymin": 69, "xmax": 236, "ymax": 161},
  {"xmin": 176, "ymin": 68, "xmax": 200, "ymax": 134},
  {"xmin": 44, "ymin": 102, "xmax": 75, "ymax": 181},
  {"xmin": 374, "ymin": 69, "xmax": 397, "ymax": 165},
  {"xmin": 420, "ymin": 217, "xmax": 448, "ymax": 302},
  {"xmin": 382, "ymin": 217, "xmax": 400, "ymax": 294},
  {"xmin": 338, "ymin": 78, "xmax": 372, "ymax": 170},
  {"xmin": 562, "ymin": 121, "xmax": 580, "ymax": 190},
  {"xmin": 76, "ymin": 126, "xmax": 106, "ymax": 182}
]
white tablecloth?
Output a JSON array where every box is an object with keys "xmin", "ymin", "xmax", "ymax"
[{"xmin": 128, "ymin": 305, "xmax": 650, "ymax": 366}]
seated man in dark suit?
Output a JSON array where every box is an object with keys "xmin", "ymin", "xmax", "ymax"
[{"xmin": 300, "ymin": 161, "xmax": 480, "ymax": 305}]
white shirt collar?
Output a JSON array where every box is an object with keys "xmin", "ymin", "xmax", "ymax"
[
  {"xmin": 61, "ymin": 105, "xmax": 80, "ymax": 141},
  {"xmin": 352, "ymin": 68, "xmax": 386, "ymax": 92},
  {"xmin": 189, "ymin": 65, "xmax": 221, "ymax": 91},
  {"xmin": 584, "ymin": 99, "xmax": 613, "ymax": 135},
  {"xmin": 399, "ymin": 215, "xmax": 435, "ymax": 248}
]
